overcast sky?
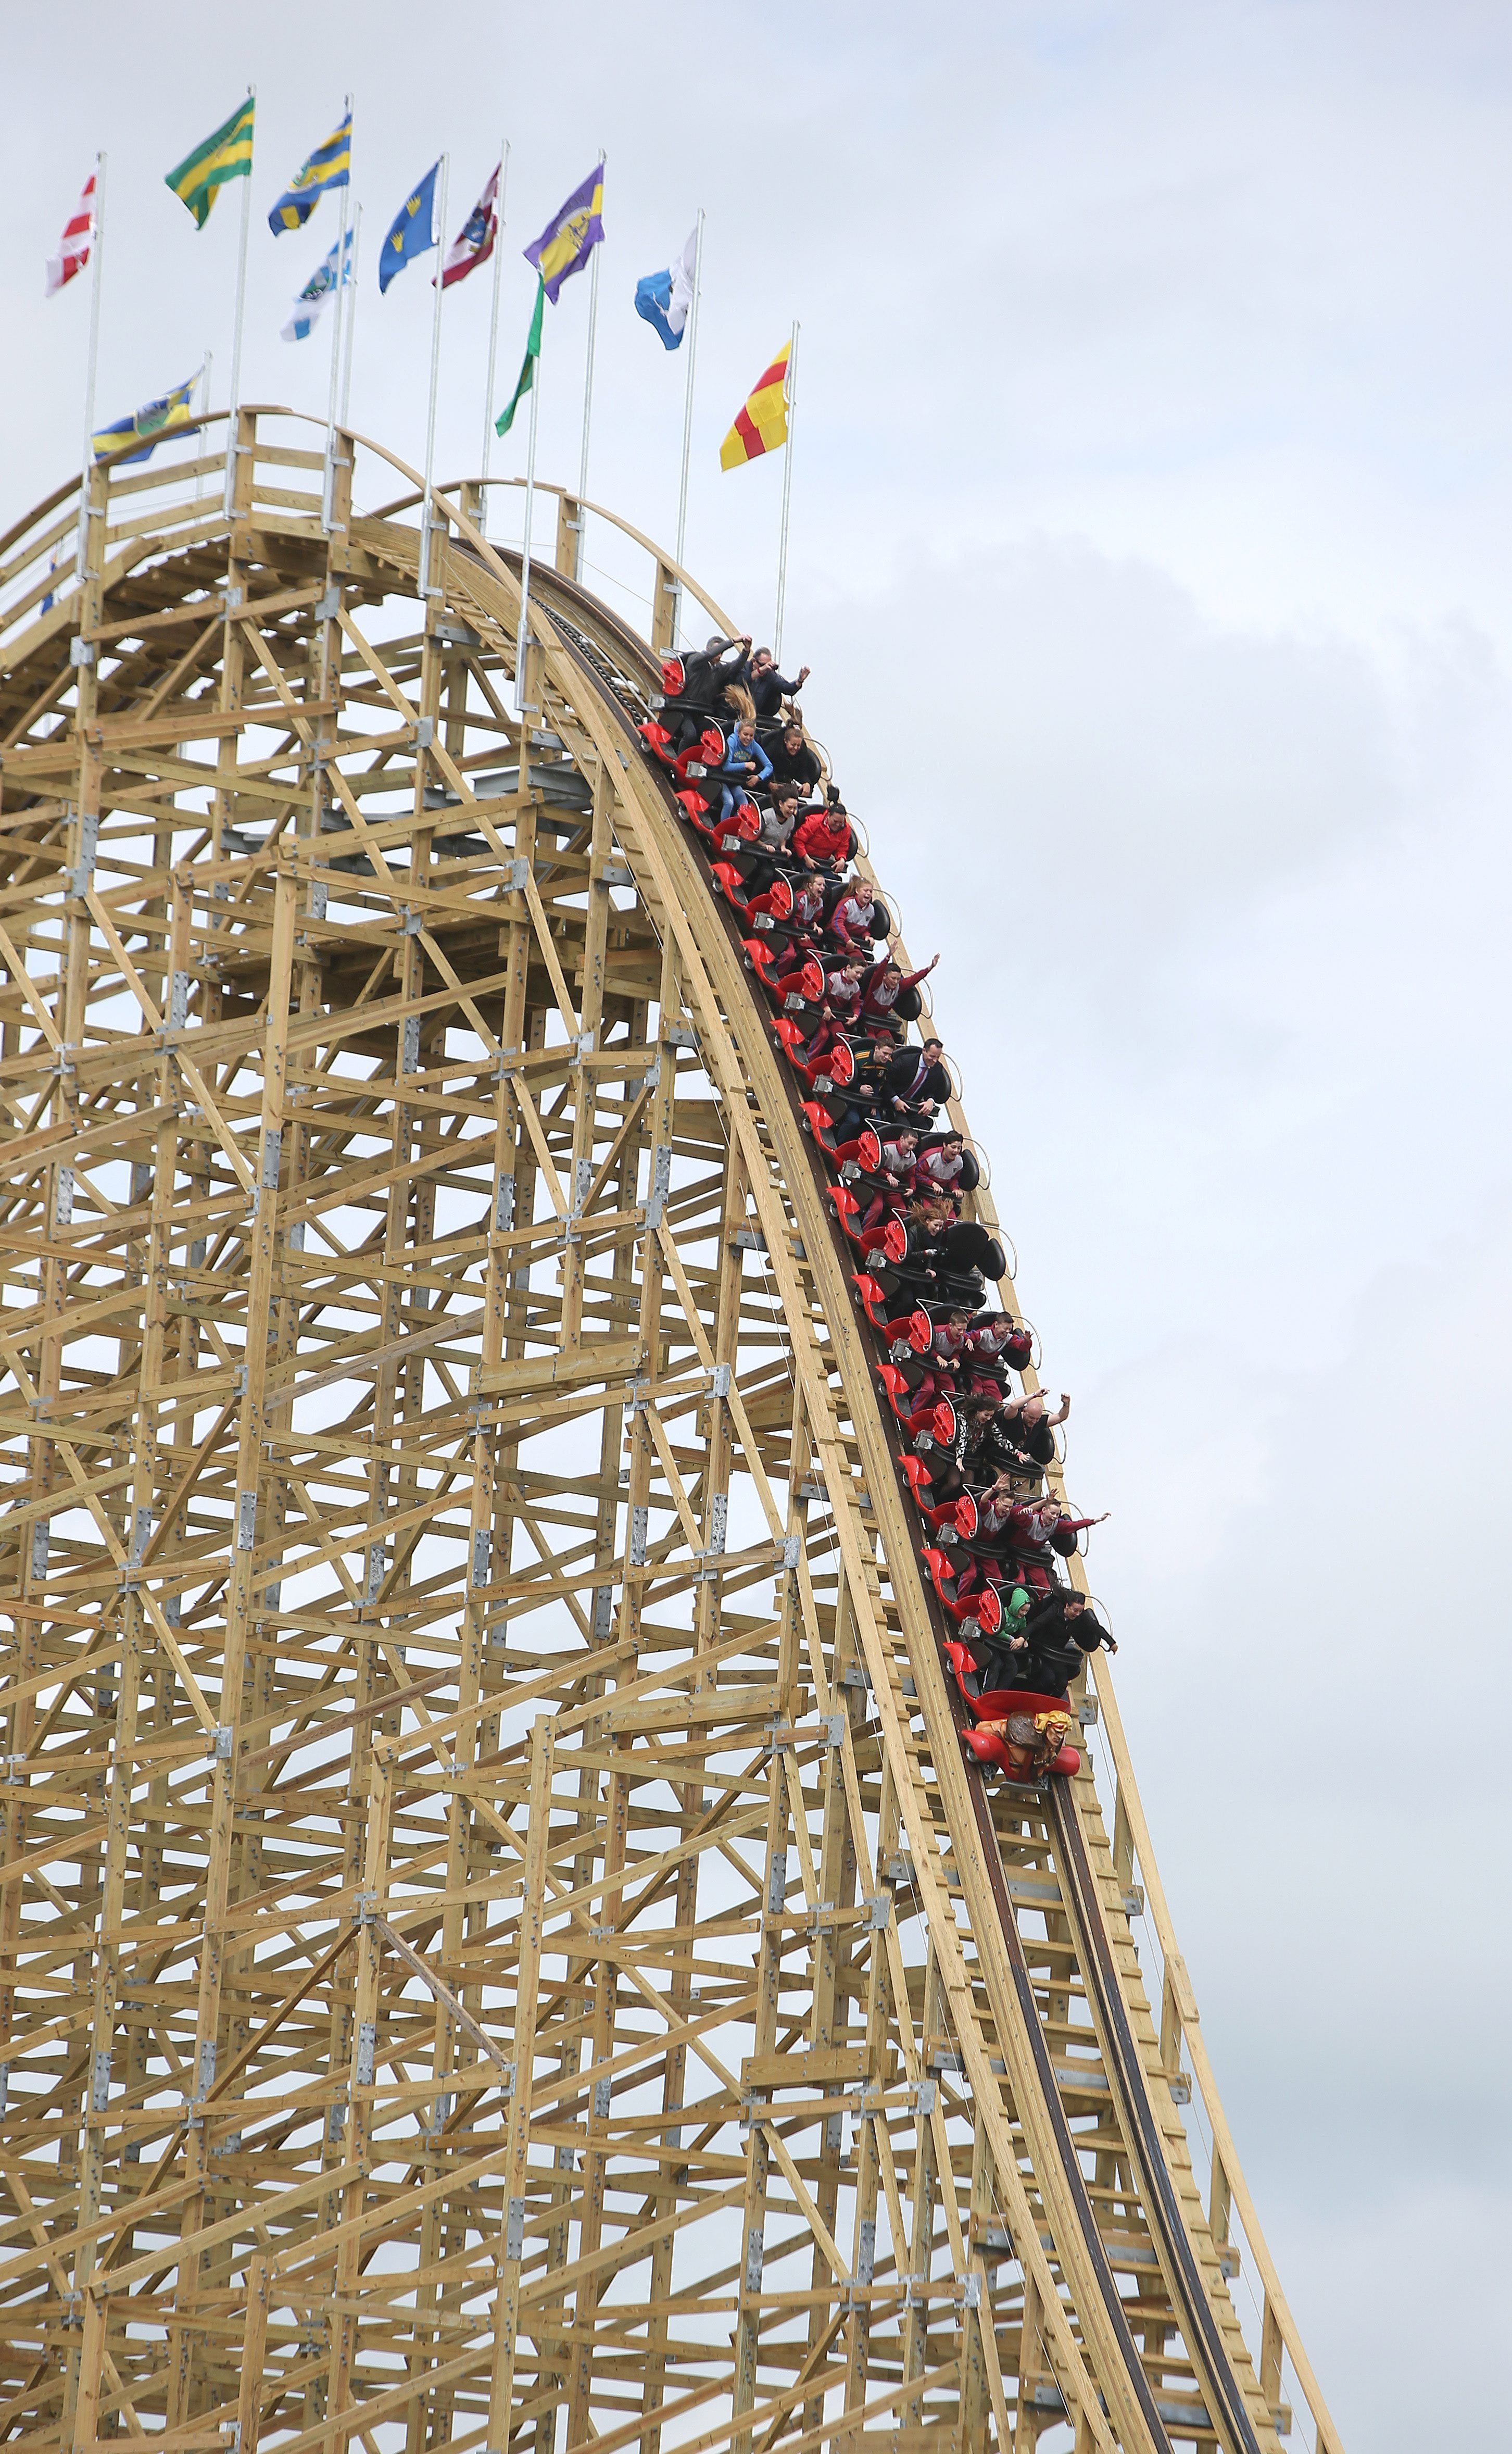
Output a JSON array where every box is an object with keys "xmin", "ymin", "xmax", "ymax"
[{"xmin": 8, "ymin": 5, "xmax": 1511, "ymax": 2445}]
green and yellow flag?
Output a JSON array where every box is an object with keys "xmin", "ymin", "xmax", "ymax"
[{"xmin": 166, "ymin": 95, "xmax": 255, "ymax": 229}]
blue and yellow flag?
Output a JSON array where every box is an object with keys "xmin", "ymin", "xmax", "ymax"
[
  {"xmin": 524, "ymin": 165, "xmax": 604, "ymax": 305},
  {"xmin": 93, "ymin": 369, "xmax": 201, "ymax": 466},
  {"xmin": 268, "ymin": 109, "xmax": 351, "ymax": 234},
  {"xmin": 165, "ymin": 97, "xmax": 254, "ymax": 230},
  {"xmin": 380, "ymin": 161, "xmax": 439, "ymax": 295}
]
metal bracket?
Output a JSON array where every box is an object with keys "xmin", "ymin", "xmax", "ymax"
[{"xmin": 645, "ymin": 1145, "xmax": 672, "ymax": 1231}]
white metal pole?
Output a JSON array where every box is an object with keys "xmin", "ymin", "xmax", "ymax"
[
  {"xmin": 322, "ymin": 98, "xmax": 353, "ymax": 533},
  {"xmin": 479, "ymin": 140, "xmax": 511, "ymax": 521},
  {"xmin": 196, "ymin": 349, "xmax": 212, "ymax": 502},
  {"xmin": 418, "ymin": 153, "xmax": 450, "ymax": 602},
  {"xmin": 672, "ymin": 207, "xmax": 704, "ymax": 647},
  {"xmin": 223, "ymin": 86, "xmax": 256, "ymax": 519},
  {"xmin": 340, "ymin": 205, "xmax": 361, "ymax": 429},
  {"xmin": 773, "ymin": 318, "xmax": 799, "ymax": 664},
  {"xmin": 573, "ymin": 147, "xmax": 606, "ymax": 582},
  {"xmin": 77, "ymin": 150, "xmax": 106, "ymax": 579},
  {"xmin": 515, "ymin": 353, "xmax": 540, "ymax": 720}
]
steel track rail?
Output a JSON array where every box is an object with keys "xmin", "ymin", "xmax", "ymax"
[{"xmin": 1052, "ymin": 1783, "xmax": 1266, "ymax": 2454}]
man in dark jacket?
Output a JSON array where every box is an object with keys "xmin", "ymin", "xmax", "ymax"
[
  {"xmin": 883, "ymin": 1038, "xmax": 951, "ymax": 1124},
  {"xmin": 736, "ymin": 644, "xmax": 811, "ymax": 721},
  {"xmin": 666, "ymin": 635, "xmax": 751, "ymax": 745}
]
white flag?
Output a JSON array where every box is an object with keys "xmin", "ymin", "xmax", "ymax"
[
  {"xmin": 46, "ymin": 171, "xmax": 96, "ymax": 298},
  {"xmin": 282, "ymin": 227, "xmax": 352, "ymax": 343},
  {"xmin": 666, "ymin": 225, "xmax": 697, "ymax": 341}
]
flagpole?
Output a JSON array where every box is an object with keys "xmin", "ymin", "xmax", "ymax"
[
  {"xmin": 196, "ymin": 349, "xmax": 212, "ymax": 502},
  {"xmin": 515, "ymin": 346, "xmax": 540, "ymax": 722},
  {"xmin": 418, "ymin": 153, "xmax": 450, "ymax": 602},
  {"xmin": 773, "ymin": 318, "xmax": 799, "ymax": 663},
  {"xmin": 322, "ymin": 96, "xmax": 353, "ymax": 534},
  {"xmin": 77, "ymin": 150, "xmax": 106, "ymax": 580},
  {"xmin": 573, "ymin": 146, "xmax": 606, "ymax": 582},
  {"xmin": 340, "ymin": 205, "xmax": 361, "ymax": 428},
  {"xmin": 223, "ymin": 85, "xmax": 255, "ymax": 519},
  {"xmin": 672, "ymin": 207, "xmax": 704, "ymax": 647},
  {"xmin": 479, "ymin": 139, "xmax": 511, "ymax": 528}
]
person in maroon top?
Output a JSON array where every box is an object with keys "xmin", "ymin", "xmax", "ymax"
[
  {"xmin": 787, "ymin": 874, "xmax": 827, "ymax": 940},
  {"xmin": 904, "ymin": 1305, "xmax": 975, "ymax": 1410},
  {"xmin": 860, "ymin": 953, "xmax": 939, "ymax": 1034},
  {"xmin": 1005, "ymin": 1493, "xmax": 1107, "ymax": 1556},
  {"xmin": 913, "ymin": 1133, "xmax": 966, "ymax": 1201},
  {"xmin": 858, "ymin": 1131, "xmax": 919, "ymax": 1230},
  {"xmin": 803, "ymin": 958, "xmax": 867, "ymax": 1061},
  {"xmin": 828, "ymin": 882, "xmax": 880, "ymax": 954},
  {"xmin": 964, "ymin": 1313, "xmax": 1032, "ymax": 1375}
]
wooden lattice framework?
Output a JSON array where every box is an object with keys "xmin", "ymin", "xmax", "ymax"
[{"xmin": 0, "ymin": 410, "xmax": 1344, "ymax": 2454}]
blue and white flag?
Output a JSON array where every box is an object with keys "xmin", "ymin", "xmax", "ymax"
[
  {"xmin": 634, "ymin": 226, "xmax": 697, "ymax": 350},
  {"xmin": 282, "ymin": 227, "xmax": 353, "ymax": 342}
]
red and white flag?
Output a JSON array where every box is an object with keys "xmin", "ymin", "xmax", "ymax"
[
  {"xmin": 437, "ymin": 161, "xmax": 499, "ymax": 290},
  {"xmin": 46, "ymin": 172, "xmax": 96, "ymax": 297}
]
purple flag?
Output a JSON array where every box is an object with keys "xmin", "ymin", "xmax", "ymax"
[{"xmin": 524, "ymin": 165, "xmax": 604, "ymax": 304}]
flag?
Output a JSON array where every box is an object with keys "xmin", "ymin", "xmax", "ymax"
[
  {"xmin": 438, "ymin": 161, "xmax": 500, "ymax": 289},
  {"xmin": 634, "ymin": 227, "xmax": 697, "ymax": 351},
  {"xmin": 282, "ymin": 227, "xmax": 354, "ymax": 342},
  {"xmin": 46, "ymin": 171, "xmax": 95, "ymax": 297},
  {"xmin": 524, "ymin": 165, "xmax": 604, "ymax": 305},
  {"xmin": 380, "ymin": 161, "xmax": 440, "ymax": 294},
  {"xmin": 496, "ymin": 277, "xmax": 544, "ymax": 437},
  {"xmin": 720, "ymin": 341, "xmax": 791, "ymax": 471},
  {"xmin": 268, "ymin": 109, "xmax": 351, "ymax": 234},
  {"xmin": 93, "ymin": 369, "xmax": 201, "ymax": 466},
  {"xmin": 165, "ymin": 96, "xmax": 255, "ymax": 230}
]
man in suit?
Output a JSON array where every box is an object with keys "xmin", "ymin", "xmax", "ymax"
[{"xmin": 882, "ymin": 1037, "xmax": 951, "ymax": 1125}]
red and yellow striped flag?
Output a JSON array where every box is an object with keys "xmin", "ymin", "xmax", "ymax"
[{"xmin": 719, "ymin": 341, "xmax": 791, "ymax": 471}]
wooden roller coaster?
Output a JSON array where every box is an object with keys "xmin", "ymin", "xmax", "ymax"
[{"xmin": 0, "ymin": 409, "xmax": 1343, "ymax": 2454}]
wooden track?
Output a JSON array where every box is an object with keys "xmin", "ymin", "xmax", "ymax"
[{"xmin": 0, "ymin": 410, "xmax": 1344, "ymax": 2454}]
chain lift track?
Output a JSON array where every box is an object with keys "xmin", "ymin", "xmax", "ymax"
[{"xmin": 0, "ymin": 409, "xmax": 1344, "ymax": 2454}]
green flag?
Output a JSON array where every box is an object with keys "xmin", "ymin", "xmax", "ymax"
[
  {"xmin": 166, "ymin": 95, "xmax": 256, "ymax": 230},
  {"xmin": 496, "ymin": 278, "xmax": 545, "ymax": 437}
]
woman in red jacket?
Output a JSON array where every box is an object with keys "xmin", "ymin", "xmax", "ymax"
[{"xmin": 792, "ymin": 805, "xmax": 856, "ymax": 870}]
